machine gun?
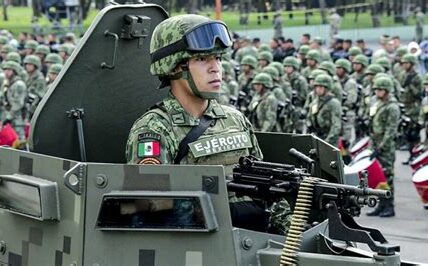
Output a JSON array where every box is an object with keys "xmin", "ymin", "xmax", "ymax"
[{"xmin": 228, "ymin": 151, "xmax": 399, "ymax": 261}]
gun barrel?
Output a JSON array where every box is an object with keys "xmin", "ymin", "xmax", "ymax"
[
  {"xmin": 289, "ymin": 148, "xmax": 314, "ymax": 165},
  {"xmin": 327, "ymin": 183, "xmax": 391, "ymax": 198}
]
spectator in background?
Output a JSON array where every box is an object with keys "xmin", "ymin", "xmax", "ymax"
[
  {"xmin": 330, "ymin": 38, "xmax": 346, "ymax": 61},
  {"xmin": 281, "ymin": 38, "xmax": 296, "ymax": 58},
  {"xmin": 252, "ymin": 37, "xmax": 261, "ymax": 49},
  {"xmin": 343, "ymin": 39, "xmax": 352, "ymax": 53},
  {"xmin": 391, "ymin": 36, "xmax": 401, "ymax": 50},
  {"xmin": 419, "ymin": 38, "xmax": 428, "ymax": 73},
  {"xmin": 356, "ymin": 39, "xmax": 373, "ymax": 60},
  {"xmin": 300, "ymin": 33, "xmax": 311, "ymax": 46}
]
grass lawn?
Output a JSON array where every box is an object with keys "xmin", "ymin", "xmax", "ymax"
[{"xmin": 0, "ymin": 6, "xmax": 420, "ymax": 36}]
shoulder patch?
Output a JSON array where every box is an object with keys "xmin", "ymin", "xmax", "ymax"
[{"xmin": 138, "ymin": 157, "xmax": 161, "ymax": 165}]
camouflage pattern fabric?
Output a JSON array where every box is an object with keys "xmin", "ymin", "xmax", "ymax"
[
  {"xmin": 340, "ymin": 75, "xmax": 358, "ymax": 145},
  {"xmin": 269, "ymin": 198, "xmax": 292, "ymax": 235},
  {"xmin": 369, "ymin": 96, "xmax": 400, "ymax": 199},
  {"xmin": 399, "ymin": 69, "xmax": 422, "ymax": 122},
  {"xmin": 247, "ymin": 90, "xmax": 278, "ymax": 132},
  {"xmin": 286, "ymin": 71, "xmax": 308, "ymax": 133},
  {"xmin": 308, "ymin": 94, "xmax": 342, "ymax": 146},
  {"xmin": 219, "ymin": 79, "xmax": 239, "ymax": 106},
  {"xmin": 0, "ymin": 75, "xmax": 27, "ymax": 139},
  {"xmin": 26, "ymin": 70, "xmax": 47, "ymax": 117}
]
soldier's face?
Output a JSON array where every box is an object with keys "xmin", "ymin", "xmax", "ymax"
[
  {"xmin": 425, "ymin": 84, "xmax": 428, "ymax": 93},
  {"xmin": 4, "ymin": 69, "xmax": 14, "ymax": 80},
  {"xmin": 315, "ymin": 85, "xmax": 326, "ymax": 96},
  {"xmin": 352, "ymin": 63, "xmax": 362, "ymax": 72},
  {"xmin": 24, "ymin": 63, "xmax": 36, "ymax": 73},
  {"xmin": 25, "ymin": 48, "xmax": 33, "ymax": 55},
  {"xmin": 0, "ymin": 52, "xmax": 6, "ymax": 60},
  {"xmin": 188, "ymin": 54, "xmax": 222, "ymax": 93},
  {"xmin": 285, "ymin": 66, "xmax": 294, "ymax": 74},
  {"xmin": 336, "ymin": 67, "xmax": 345, "ymax": 77},
  {"xmin": 253, "ymin": 83, "xmax": 263, "ymax": 93},
  {"xmin": 307, "ymin": 59, "xmax": 316, "ymax": 67},
  {"xmin": 48, "ymin": 73, "xmax": 58, "ymax": 82},
  {"xmin": 401, "ymin": 62, "xmax": 411, "ymax": 71},
  {"xmin": 375, "ymin": 89, "xmax": 386, "ymax": 99},
  {"xmin": 258, "ymin": 59, "xmax": 268, "ymax": 67}
]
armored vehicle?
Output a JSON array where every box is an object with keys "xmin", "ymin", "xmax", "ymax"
[{"xmin": 0, "ymin": 2, "xmax": 420, "ymax": 265}]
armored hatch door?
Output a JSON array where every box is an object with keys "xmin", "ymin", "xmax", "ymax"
[{"xmin": 30, "ymin": 3, "xmax": 169, "ymax": 163}]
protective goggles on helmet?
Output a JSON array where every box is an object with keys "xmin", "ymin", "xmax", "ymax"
[{"xmin": 151, "ymin": 21, "xmax": 232, "ymax": 63}]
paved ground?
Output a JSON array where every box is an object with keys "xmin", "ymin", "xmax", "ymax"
[{"xmin": 355, "ymin": 150, "xmax": 428, "ymax": 264}]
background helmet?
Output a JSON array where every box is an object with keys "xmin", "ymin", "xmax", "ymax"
[
  {"xmin": 348, "ymin": 46, "xmax": 362, "ymax": 57},
  {"xmin": 335, "ymin": 58, "xmax": 352, "ymax": 73},
  {"xmin": 365, "ymin": 63, "xmax": 385, "ymax": 75},
  {"xmin": 24, "ymin": 40, "xmax": 38, "ymax": 50},
  {"xmin": 251, "ymin": 72, "xmax": 273, "ymax": 88},
  {"xmin": 283, "ymin": 56, "xmax": 300, "ymax": 70},
  {"xmin": 373, "ymin": 76, "xmax": 393, "ymax": 92},
  {"xmin": 6, "ymin": 52, "xmax": 21, "ymax": 64},
  {"xmin": 298, "ymin": 45, "xmax": 310, "ymax": 55},
  {"xmin": 401, "ymin": 54, "xmax": 417, "ymax": 65},
  {"xmin": 240, "ymin": 55, "xmax": 257, "ymax": 69},
  {"xmin": 306, "ymin": 50, "xmax": 321, "ymax": 62},
  {"xmin": 270, "ymin": 61, "xmax": 284, "ymax": 77},
  {"xmin": 45, "ymin": 53, "xmax": 64, "ymax": 65},
  {"xmin": 35, "ymin": 44, "xmax": 51, "ymax": 56},
  {"xmin": 313, "ymin": 74, "xmax": 333, "ymax": 90},
  {"xmin": 395, "ymin": 47, "xmax": 408, "ymax": 57},
  {"xmin": 262, "ymin": 65, "xmax": 279, "ymax": 81},
  {"xmin": 318, "ymin": 61, "xmax": 336, "ymax": 76},
  {"xmin": 1, "ymin": 60, "xmax": 21, "ymax": 74},
  {"xmin": 352, "ymin": 54, "xmax": 369, "ymax": 67},
  {"xmin": 24, "ymin": 54, "xmax": 42, "ymax": 69},
  {"xmin": 374, "ymin": 57, "xmax": 391, "ymax": 71},
  {"xmin": 257, "ymin": 51, "xmax": 273, "ymax": 63},
  {"xmin": 48, "ymin": 63, "xmax": 63, "ymax": 75}
]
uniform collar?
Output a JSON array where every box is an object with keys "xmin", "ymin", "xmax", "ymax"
[{"xmin": 163, "ymin": 92, "xmax": 226, "ymax": 126}]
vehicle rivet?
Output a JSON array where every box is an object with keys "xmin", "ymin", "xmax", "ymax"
[
  {"xmin": 95, "ymin": 175, "xmax": 107, "ymax": 188},
  {"xmin": 242, "ymin": 237, "xmax": 253, "ymax": 250}
]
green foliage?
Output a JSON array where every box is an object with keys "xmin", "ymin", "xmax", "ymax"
[{"xmin": 0, "ymin": 6, "xmax": 421, "ymax": 36}]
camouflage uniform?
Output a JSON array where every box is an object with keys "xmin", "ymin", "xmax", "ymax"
[
  {"xmin": 24, "ymin": 55, "xmax": 48, "ymax": 118},
  {"xmin": 247, "ymin": 73, "xmax": 278, "ymax": 132},
  {"xmin": 284, "ymin": 56, "xmax": 308, "ymax": 133},
  {"xmin": 126, "ymin": 14, "xmax": 291, "ymax": 234},
  {"xmin": 368, "ymin": 77, "xmax": 400, "ymax": 216},
  {"xmin": 301, "ymin": 49, "xmax": 320, "ymax": 81},
  {"xmin": 415, "ymin": 8, "xmax": 425, "ymax": 44},
  {"xmin": 351, "ymin": 54, "xmax": 369, "ymax": 87},
  {"xmin": 418, "ymin": 75, "xmax": 428, "ymax": 145},
  {"xmin": 0, "ymin": 61, "xmax": 27, "ymax": 140},
  {"xmin": 307, "ymin": 74, "xmax": 342, "ymax": 146},
  {"xmin": 336, "ymin": 59, "xmax": 358, "ymax": 146},
  {"xmin": 219, "ymin": 61, "xmax": 239, "ymax": 106},
  {"xmin": 318, "ymin": 61, "xmax": 343, "ymax": 103},
  {"xmin": 392, "ymin": 47, "xmax": 407, "ymax": 83}
]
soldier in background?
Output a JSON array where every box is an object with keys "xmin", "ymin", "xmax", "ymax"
[
  {"xmin": 301, "ymin": 49, "xmax": 321, "ymax": 81},
  {"xmin": 247, "ymin": 73, "xmax": 278, "ymax": 132},
  {"xmin": 399, "ymin": 54, "xmax": 423, "ymax": 164},
  {"xmin": 336, "ymin": 59, "xmax": 358, "ymax": 147},
  {"xmin": 0, "ymin": 61, "xmax": 27, "ymax": 140},
  {"xmin": 23, "ymin": 55, "xmax": 47, "ymax": 118},
  {"xmin": 415, "ymin": 7, "xmax": 425, "ymax": 44},
  {"xmin": 284, "ymin": 56, "xmax": 308, "ymax": 133},
  {"xmin": 46, "ymin": 63, "xmax": 63, "ymax": 88},
  {"xmin": 307, "ymin": 74, "xmax": 342, "ymax": 146},
  {"xmin": 418, "ymin": 74, "xmax": 428, "ymax": 145},
  {"xmin": 219, "ymin": 61, "xmax": 239, "ymax": 106},
  {"xmin": 366, "ymin": 77, "xmax": 400, "ymax": 217},
  {"xmin": 351, "ymin": 54, "xmax": 369, "ymax": 86}
]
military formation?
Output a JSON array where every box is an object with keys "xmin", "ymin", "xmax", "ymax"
[{"xmin": 0, "ymin": 31, "xmax": 72, "ymax": 146}]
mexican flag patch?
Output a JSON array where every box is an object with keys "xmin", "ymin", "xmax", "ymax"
[{"xmin": 138, "ymin": 141, "xmax": 160, "ymax": 157}]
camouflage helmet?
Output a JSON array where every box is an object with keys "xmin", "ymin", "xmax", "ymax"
[
  {"xmin": 258, "ymin": 43, "xmax": 270, "ymax": 53},
  {"xmin": 48, "ymin": 63, "xmax": 63, "ymax": 75},
  {"xmin": 251, "ymin": 72, "xmax": 273, "ymax": 88},
  {"xmin": 352, "ymin": 54, "xmax": 369, "ymax": 67},
  {"xmin": 58, "ymin": 43, "xmax": 75, "ymax": 56},
  {"xmin": 298, "ymin": 45, "xmax": 310, "ymax": 55},
  {"xmin": 395, "ymin": 46, "xmax": 408, "ymax": 57},
  {"xmin": 313, "ymin": 74, "xmax": 333, "ymax": 90},
  {"xmin": 1, "ymin": 44, "xmax": 16, "ymax": 54},
  {"xmin": 270, "ymin": 61, "xmax": 284, "ymax": 76},
  {"xmin": 335, "ymin": 58, "xmax": 352, "ymax": 73},
  {"xmin": 1, "ymin": 60, "xmax": 21, "ymax": 74},
  {"xmin": 348, "ymin": 46, "xmax": 362, "ymax": 57},
  {"xmin": 401, "ymin": 54, "xmax": 417, "ymax": 65},
  {"xmin": 262, "ymin": 65, "xmax": 279, "ymax": 81},
  {"xmin": 6, "ymin": 52, "xmax": 21, "ymax": 64},
  {"xmin": 374, "ymin": 57, "xmax": 391, "ymax": 71},
  {"xmin": 372, "ymin": 76, "xmax": 393, "ymax": 92},
  {"xmin": 257, "ymin": 51, "xmax": 273, "ymax": 63},
  {"xmin": 149, "ymin": 14, "xmax": 231, "ymax": 77},
  {"xmin": 24, "ymin": 40, "xmax": 38, "ymax": 50},
  {"xmin": 365, "ymin": 63, "xmax": 385, "ymax": 75},
  {"xmin": 35, "ymin": 44, "xmax": 50, "ymax": 55},
  {"xmin": 283, "ymin": 56, "xmax": 300, "ymax": 69},
  {"xmin": 0, "ymin": 36, "xmax": 8, "ymax": 45},
  {"xmin": 306, "ymin": 49, "xmax": 321, "ymax": 62},
  {"xmin": 318, "ymin": 61, "xmax": 336, "ymax": 76},
  {"xmin": 24, "ymin": 54, "xmax": 42, "ymax": 69},
  {"xmin": 45, "ymin": 53, "xmax": 64, "ymax": 64},
  {"xmin": 423, "ymin": 73, "xmax": 428, "ymax": 85},
  {"xmin": 240, "ymin": 55, "xmax": 257, "ymax": 69},
  {"xmin": 221, "ymin": 61, "xmax": 233, "ymax": 76},
  {"xmin": 308, "ymin": 69, "xmax": 327, "ymax": 80}
]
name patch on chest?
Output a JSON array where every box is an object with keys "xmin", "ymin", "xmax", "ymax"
[{"xmin": 189, "ymin": 132, "xmax": 253, "ymax": 158}]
